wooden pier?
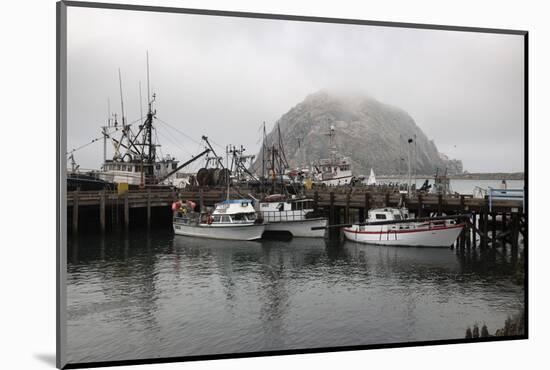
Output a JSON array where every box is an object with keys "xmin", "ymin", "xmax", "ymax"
[{"xmin": 67, "ymin": 187, "xmax": 526, "ymax": 253}]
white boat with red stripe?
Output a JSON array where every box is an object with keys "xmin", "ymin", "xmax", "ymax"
[{"xmin": 343, "ymin": 207, "xmax": 465, "ymax": 247}]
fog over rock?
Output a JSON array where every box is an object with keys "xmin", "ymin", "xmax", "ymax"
[{"xmin": 254, "ymin": 90, "xmax": 463, "ymax": 176}]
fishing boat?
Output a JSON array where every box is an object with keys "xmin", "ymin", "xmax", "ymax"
[
  {"xmin": 343, "ymin": 207, "xmax": 464, "ymax": 247},
  {"xmin": 313, "ymin": 125, "xmax": 353, "ymax": 186},
  {"xmin": 256, "ymin": 123, "xmax": 328, "ymax": 238},
  {"xmin": 259, "ymin": 194, "xmax": 327, "ymax": 238},
  {"xmin": 173, "ymin": 199, "xmax": 265, "ymax": 240},
  {"xmin": 67, "ymin": 55, "xmax": 210, "ymax": 191}
]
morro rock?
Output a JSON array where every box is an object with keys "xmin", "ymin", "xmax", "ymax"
[{"xmin": 253, "ymin": 90, "xmax": 463, "ymax": 176}]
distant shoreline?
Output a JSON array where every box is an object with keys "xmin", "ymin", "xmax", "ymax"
[{"xmin": 377, "ymin": 172, "xmax": 524, "ymax": 180}]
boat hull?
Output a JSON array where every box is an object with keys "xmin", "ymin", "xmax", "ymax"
[
  {"xmin": 264, "ymin": 218, "xmax": 327, "ymax": 238},
  {"xmin": 319, "ymin": 176, "xmax": 353, "ymax": 186},
  {"xmin": 343, "ymin": 223, "xmax": 464, "ymax": 247},
  {"xmin": 173, "ymin": 222, "xmax": 265, "ymax": 241}
]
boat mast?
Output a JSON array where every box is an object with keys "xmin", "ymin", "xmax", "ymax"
[
  {"xmin": 413, "ymin": 134, "xmax": 417, "ymax": 191},
  {"xmin": 118, "ymin": 69, "xmax": 126, "ymax": 127},
  {"xmin": 226, "ymin": 145, "xmax": 231, "ymax": 200},
  {"xmin": 144, "ymin": 52, "xmax": 156, "ymax": 166},
  {"xmin": 261, "ymin": 121, "xmax": 266, "ymax": 195},
  {"xmin": 407, "ymin": 137, "xmax": 413, "ymax": 197},
  {"xmin": 271, "ymin": 144, "xmax": 276, "ymax": 194},
  {"xmin": 139, "ymin": 81, "xmax": 144, "ymax": 125},
  {"xmin": 118, "ymin": 68, "xmax": 134, "ymax": 161},
  {"xmin": 277, "ymin": 124, "xmax": 284, "ymax": 191},
  {"xmin": 102, "ymin": 98, "xmax": 111, "ymax": 164}
]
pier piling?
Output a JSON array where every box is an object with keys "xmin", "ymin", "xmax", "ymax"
[
  {"xmin": 146, "ymin": 188, "xmax": 152, "ymax": 228},
  {"xmin": 345, "ymin": 193, "xmax": 350, "ymax": 224},
  {"xmin": 72, "ymin": 190, "xmax": 79, "ymax": 233},
  {"xmin": 422, "ymin": 194, "xmax": 426, "ymax": 220},
  {"xmin": 124, "ymin": 192, "xmax": 129, "ymax": 228},
  {"xmin": 472, "ymin": 212, "xmax": 477, "ymax": 248},
  {"xmin": 99, "ymin": 189, "xmax": 106, "ymax": 232},
  {"xmin": 482, "ymin": 209, "xmax": 489, "ymax": 249}
]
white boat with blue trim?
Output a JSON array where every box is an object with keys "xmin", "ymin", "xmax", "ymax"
[
  {"xmin": 173, "ymin": 199, "xmax": 265, "ymax": 241},
  {"xmin": 343, "ymin": 207, "xmax": 464, "ymax": 247}
]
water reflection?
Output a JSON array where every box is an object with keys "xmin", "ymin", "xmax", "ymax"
[{"xmin": 66, "ymin": 231, "xmax": 524, "ymax": 364}]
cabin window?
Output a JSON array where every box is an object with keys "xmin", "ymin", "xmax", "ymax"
[
  {"xmin": 291, "ymin": 202, "xmax": 303, "ymax": 211},
  {"xmin": 221, "ymin": 215, "xmax": 231, "ymax": 223},
  {"xmin": 165, "ymin": 163, "xmax": 169, "ymax": 168},
  {"xmin": 277, "ymin": 203, "xmax": 284, "ymax": 211},
  {"xmin": 233, "ymin": 214, "xmax": 245, "ymax": 221},
  {"xmin": 155, "ymin": 164, "xmax": 161, "ymax": 170},
  {"xmin": 375, "ymin": 214, "xmax": 387, "ymax": 220},
  {"xmin": 394, "ymin": 215, "xmax": 401, "ymax": 220},
  {"xmin": 172, "ymin": 163, "xmax": 177, "ymax": 170},
  {"xmin": 213, "ymin": 215, "xmax": 221, "ymax": 223},
  {"xmin": 135, "ymin": 166, "xmax": 139, "ymax": 172},
  {"xmin": 246, "ymin": 213, "xmax": 256, "ymax": 221}
]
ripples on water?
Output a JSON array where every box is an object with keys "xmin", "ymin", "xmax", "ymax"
[{"xmin": 66, "ymin": 229, "xmax": 524, "ymax": 364}]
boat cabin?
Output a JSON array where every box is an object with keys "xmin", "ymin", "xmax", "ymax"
[
  {"xmin": 367, "ymin": 208, "xmax": 410, "ymax": 222},
  {"xmin": 259, "ymin": 196, "xmax": 317, "ymax": 222},
  {"xmin": 211, "ymin": 199, "xmax": 258, "ymax": 224}
]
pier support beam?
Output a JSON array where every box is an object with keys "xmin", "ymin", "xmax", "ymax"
[
  {"xmin": 146, "ymin": 188, "xmax": 151, "ymax": 228},
  {"xmin": 329, "ymin": 192, "xmax": 337, "ymax": 239},
  {"xmin": 345, "ymin": 193, "xmax": 350, "ymax": 224},
  {"xmin": 511, "ymin": 213, "xmax": 519, "ymax": 253},
  {"xmin": 364, "ymin": 193, "xmax": 370, "ymax": 221},
  {"xmin": 472, "ymin": 212, "xmax": 477, "ymax": 248},
  {"xmin": 72, "ymin": 191, "xmax": 79, "ymax": 233},
  {"xmin": 99, "ymin": 189, "xmax": 106, "ymax": 232},
  {"xmin": 124, "ymin": 192, "xmax": 129, "ymax": 229},
  {"xmin": 314, "ymin": 190, "xmax": 319, "ymax": 211},
  {"xmin": 460, "ymin": 226, "xmax": 466, "ymax": 250},
  {"xmin": 466, "ymin": 222, "xmax": 471, "ymax": 250},
  {"xmin": 491, "ymin": 212, "xmax": 497, "ymax": 248},
  {"xmin": 482, "ymin": 210, "xmax": 489, "ymax": 249}
]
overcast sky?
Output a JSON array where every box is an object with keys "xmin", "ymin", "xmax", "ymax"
[{"xmin": 67, "ymin": 6, "xmax": 524, "ymax": 173}]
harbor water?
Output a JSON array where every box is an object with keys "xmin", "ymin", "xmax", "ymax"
[{"xmin": 66, "ymin": 229, "xmax": 525, "ymax": 364}]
